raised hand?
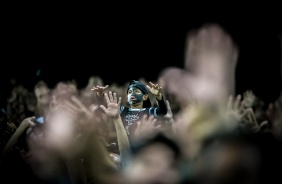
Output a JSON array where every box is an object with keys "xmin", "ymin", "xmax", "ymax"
[
  {"xmin": 44, "ymin": 95, "xmax": 107, "ymax": 160},
  {"xmin": 134, "ymin": 114, "xmax": 158, "ymax": 141},
  {"xmin": 64, "ymin": 95, "xmax": 101, "ymax": 126},
  {"xmin": 158, "ymin": 24, "xmax": 238, "ymax": 108},
  {"xmin": 146, "ymin": 81, "xmax": 162, "ymax": 97},
  {"xmin": 226, "ymin": 94, "xmax": 269, "ymax": 133},
  {"xmin": 2, "ymin": 116, "xmax": 37, "ymax": 154},
  {"xmin": 185, "ymin": 24, "xmax": 238, "ymax": 82},
  {"xmin": 90, "ymin": 85, "xmax": 109, "ymax": 97},
  {"xmin": 227, "ymin": 94, "xmax": 249, "ymax": 122},
  {"xmin": 100, "ymin": 91, "xmax": 122, "ymax": 119},
  {"xmin": 239, "ymin": 106, "xmax": 268, "ymax": 133}
]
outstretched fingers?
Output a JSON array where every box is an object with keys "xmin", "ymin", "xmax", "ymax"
[
  {"xmin": 104, "ymin": 92, "xmax": 110, "ymax": 105},
  {"xmin": 108, "ymin": 91, "xmax": 114, "ymax": 102}
]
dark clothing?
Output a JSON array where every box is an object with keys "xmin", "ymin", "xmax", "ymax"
[
  {"xmin": 120, "ymin": 96, "xmax": 167, "ymax": 141},
  {"xmin": 108, "ymin": 96, "xmax": 167, "ymax": 154}
]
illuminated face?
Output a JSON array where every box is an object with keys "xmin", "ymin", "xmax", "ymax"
[{"xmin": 127, "ymin": 86, "xmax": 144, "ymax": 105}]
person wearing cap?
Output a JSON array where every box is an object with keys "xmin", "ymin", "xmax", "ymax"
[
  {"xmin": 91, "ymin": 80, "xmax": 168, "ymax": 154},
  {"xmin": 120, "ymin": 80, "xmax": 168, "ymax": 137}
]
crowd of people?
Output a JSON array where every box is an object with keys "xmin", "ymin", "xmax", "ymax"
[{"xmin": 0, "ymin": 23, "xmax": 282, "ymax": 184}]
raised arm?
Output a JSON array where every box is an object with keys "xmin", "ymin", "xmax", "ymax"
[
  {"xmin": 146, "ymin": 81, "xmax": 168, "ymax": 116},
  {"xmin": 54, "ymin": 95, "xmax": 117, "ymax": 183},
  {"xmin": 100, "ymin": 91, "xmax": 130, "ymax": 164},
  {"xmin": 90, "ymin": 85, "xmax": 109, "ymax": 98},
  {"xmin": 2, "ymin": 116, "xmax": 36, "ymax": 155}
]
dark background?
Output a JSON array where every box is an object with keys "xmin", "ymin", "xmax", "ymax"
[{"xmin": 1, "ymin": 10, "xmax": 282, "ymax": 105}]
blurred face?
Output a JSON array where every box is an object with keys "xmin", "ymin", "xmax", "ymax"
[
  {"xmin": 124, "ymin": 143, "xmax": 181, "ymax": 184},
  {"xmin": 35, "ymin": 87, "xmax": 50, "ymax": 106},
  {"xmin": 127, "ymin": 87, "xmax": 145, "ymax": 105},
  {"xmin": 198, "ymin": 142, "xmax": 260, "ymax": 184}
]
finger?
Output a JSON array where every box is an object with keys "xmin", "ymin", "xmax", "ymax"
[
  {"xmin": 151, "ymin": 117, "xmax": 157, "ymax": 126},
  {"xmin": 104, "ymin": 93, "xmax": 110, "ymax": 105},
  {"xmin": 166, "ymin": 100, "xmax": 171, "ymax": 109},
  {"xmin": 30, "ymin": 121, "xmax": 37, "ymax": 127},
  {"xmin": 234, "ymin": 95, "xmax": 241, "ymax": 110},
  {"xmin": 29, "ymin": 116, "xmax": 36, "ymax": 122},
  {"xmin": 260, "ymin": 121, "xmax": 268, "ymax": 129},
  {"xmin": 103, "ymin": 85, "xmax": 109, "ymax": 90},
  {"xmin": 99, "ymin": 105, "xmax": 107, "ymax": 114},
  {"xmin": 246, "ymin": 111, "xmax": 252, "ymax": 123},
  {"xmin": 149, "ymin": 81, "xmax": 156, "ymax": 88},
  {"xmin": 113, "ymin": 92, "xmax": 117, "ymax": 103},
  {"xmin": 227, "ymin": 95, "xmax": 233, "ymax": 111},
  {"xmin": 242, "ymin": 108, "xmax": 253, "ymax": 123},
  {"xmin": 146, "ymin": 85, "xmax": 152, "ymax": 91},
  {"xmin": 142, "ymin": 114, "xmax": 148, "ymax": 122},
  {"xmin": 239, "ymin": 108, "xmax": 249, "ymax": 119},
  {"xmin": 148, "ymin": 115, "xmax": 154, "ymax": 123},
  {"xmin": 249, "ymin": 108, "xmax": 257, "ymax": 125},
  {"xmin": 155, "ymin": 84, "xmax": 162, "ymax": 90},
  {"xmin": 108, "ymin": 91, "xmax": 113, "ymax": 102},
  {"xmin": 148, "ymin": 115, "xmax": 157, "ymax": 126},
  {"xmin": 26, "ymin": 117, "xmax": 36, "ymax": 126},
  {"xmin": 117, "ymin": 97, "xmax": 122, "ymax": 107},
  {"xmin": 244, "ymin": 109, "xmax": 254, "ymax": 124},
  {"xmin": 239, "ymin": 100, "xmax": 245, "ymax": 112}
]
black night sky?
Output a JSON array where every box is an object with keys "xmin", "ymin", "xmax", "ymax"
[{"xmin": 1, "ymin": 10, "xmax": 282, "ymax": 106}]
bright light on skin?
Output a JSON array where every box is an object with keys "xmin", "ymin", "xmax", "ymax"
[
  {"xmin": 158, "ymin": 24, "xmax": 238, "ymax": 108},
  {"xmin": 44, "ymin": 109, "xmax": 75, "ymax": 152}
]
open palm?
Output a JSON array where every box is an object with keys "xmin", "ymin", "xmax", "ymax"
[{"xmin": 100, "ymin": 91, "xmax": 121, "ymax": 119}]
